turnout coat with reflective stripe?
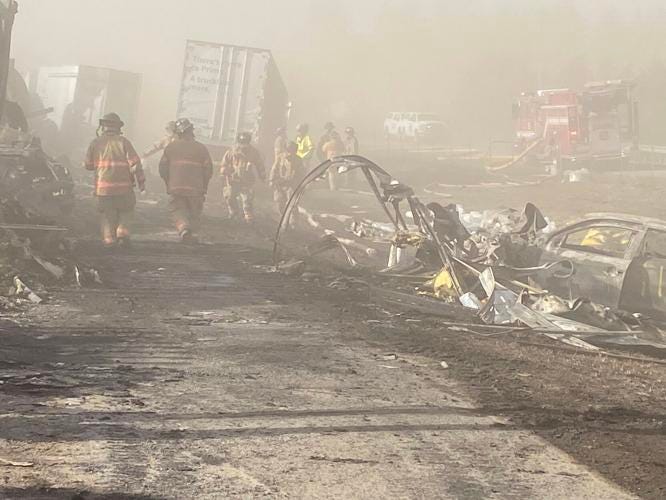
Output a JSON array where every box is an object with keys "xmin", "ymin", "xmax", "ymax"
[
  {"xmin": 220, "ymin": 144, "xmax": 265, "ymax": 187},
  {"xmin": 159, "ymin": 138, "xmax": 213, "ymax": 196},
  {"xmin": 85, "ymin": 134, "xmax": 143, "ymax": 196}
]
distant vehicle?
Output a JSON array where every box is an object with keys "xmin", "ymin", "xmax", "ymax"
[
  {"xmin": 28, "ymin": 65, "xmax": 142, "ymax": 139},
  {"xmin": 177, "ymin": 40, "xmax": 289, "ymax": 158},
  {"xmin": 384, "ymin": 112, "xmax": 445, "ymax": 143},
  {"xmin": 384, "ymin": 112, "xmax": 404, "ymax": 138},
  {"xmin": 512, "ymin": 81, "xmax": 638, "ymax": 168},
  {"xmin": 535, "ymin": 213, "xmax": 666, "ymax": 318}
]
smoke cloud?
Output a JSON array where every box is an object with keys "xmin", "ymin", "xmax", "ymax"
[{"xmin": 12, "ymin": 0, "xmax": 666, "ymax": 150}]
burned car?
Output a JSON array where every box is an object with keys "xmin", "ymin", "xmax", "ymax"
[{"xmin": 535, "ymin": 213, "xmax": 666, "ymax": 319}]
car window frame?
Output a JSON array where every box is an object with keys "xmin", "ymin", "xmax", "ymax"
[
  {"xmin": 641, "ymin": 228, "xmax": 666, "ymax": 259},
  {"xmin": 557, "ymin": 223, "xmax": 640, "ymax": 259}
]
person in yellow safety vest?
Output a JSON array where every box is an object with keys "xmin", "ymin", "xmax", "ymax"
[
  {"xmin": 295, "ymin": 123, "xmax": 314, "ymax": 169},
  {"xmin": 159, "ymin": 118, "xmax": 213, "ymax": 243},
  {"xmin": 84, "ymin": 113, "xmax": 145, "ymax": 248}
]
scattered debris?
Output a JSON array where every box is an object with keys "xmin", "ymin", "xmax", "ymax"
[
  {"xmin": 12, "ymin": 276, "xmax": 43, "ymax": 304},
  {"xmin": 0, "ymin": 458, "xmax": 34, "ymax": 467},
  {"xmin": 309, "ymin": 455, "xmax": 378, "ymax": 465},
  {"xmin": 328, "ymin": 277, "xmax": 368, "ymax": 291},
  {"xmin": 32, "ymin": 255, "xmax": 64, "ymax": 280},
  {"xmin": 278, "ymin": 258, "xmax": 306, "ymax": 277},
  {"xmin": 274, "ymin": 155, "xmax": 666, "ymax": 354}
]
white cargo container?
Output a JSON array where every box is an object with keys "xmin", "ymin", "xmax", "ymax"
[
  {"xmin": 177, "ymin": 40, "xmax": 289, "ymax": 156},
  {"xmin": 28, "ymin": 65, "xmax": 142, "ymax": 136}
]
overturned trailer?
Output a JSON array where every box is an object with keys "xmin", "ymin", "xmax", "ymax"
[
  {"xmin": 177, "ymin": 40, "xmax": 289, "ymax": 158},
  {"xmin": 28, "ymin": 65, "xmax": 142, "ymax": 156}
]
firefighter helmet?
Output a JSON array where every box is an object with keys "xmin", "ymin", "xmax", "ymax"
[
  {"xmin": 345, "ymin": 127, "xmax": 355, "ymax": 135},
  {"xmin": 175, "ymin": 118, "xmax": 194, "ymax": 135},
  {"xmin": 237, "ymin": 132, "xmax": 252, "ymax": 144},
  {"xmin": 99, "ymin": 113, "xmax": 124, "ymax": 128}
]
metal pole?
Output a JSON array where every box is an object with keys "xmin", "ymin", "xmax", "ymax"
[{"xmin": 0, "ymin": 1, "xmax": 18, "ymax": 122}]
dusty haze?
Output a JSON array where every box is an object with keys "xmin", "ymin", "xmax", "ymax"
[{"xmin": 12, "ymin": 0, "xmax": 666, "ymax": 150}]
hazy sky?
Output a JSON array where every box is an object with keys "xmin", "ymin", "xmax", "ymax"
[{"xmin": 11, "ymin": 1, "xmax": 666, "ymax": 148}]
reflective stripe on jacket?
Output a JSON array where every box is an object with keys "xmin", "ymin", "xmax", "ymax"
[
  {"xmin": 220, "ymin": 144, "xmax": 265, "ymax": 187},
  {"xmin": 159, "ymin": 138, "xmax": 213, "ymax": 196},
  {"xmin": 84, "ymin": 133, "xmax": 144, "ymax": 196}
]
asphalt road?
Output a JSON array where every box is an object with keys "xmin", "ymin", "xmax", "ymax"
[{"xmin": 0, "ymin": 218, "xmax": 638, "ymax": 499}]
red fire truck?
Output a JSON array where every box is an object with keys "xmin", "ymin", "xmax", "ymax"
[{"xmin": 512, "ymin": 81, "xmax": 638, "ymax": 168}]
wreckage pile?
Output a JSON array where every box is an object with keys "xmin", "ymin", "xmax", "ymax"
[
  {"xmin": 0, "ymin": 127, "xmax": 93, "ymax": 309},
  {"xmin": 274, "ymin": 155, "xmax": 666, "ymax": 353}
]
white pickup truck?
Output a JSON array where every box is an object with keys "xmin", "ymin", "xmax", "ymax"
[{"xmin": 384, "ymin": 112, "xmax": 445, "ymax": 142}]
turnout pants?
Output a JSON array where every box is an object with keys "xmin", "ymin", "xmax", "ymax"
[
  {"xmin": 273, "ymin": 186, "xmax": 293, "ymax": 215},
  {"xmin": 97, "ymin": 192, "xmax": 136, "ymax": 244},
  {"xmin": 223, "ymin": 184, "xmax": 255, "ymax": 222},
  {"xmin": 169, "ymin": 195, "xmax": 204, "ymax": 236}
]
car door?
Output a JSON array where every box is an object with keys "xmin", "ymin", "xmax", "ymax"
[
  {"xmin": 620, "ymin": 228, "xmax": 666, "ymax": 318},
  {"xmin": 538, "ymin": 222, "xmax": 640, "ymax": 307}
]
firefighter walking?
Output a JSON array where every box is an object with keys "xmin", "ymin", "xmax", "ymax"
[
  {"xmin": 269, "ymin": 141, "xmax": 303, "ymax": 215},
  {"xmin": 220, "ymin": 132, "xmax": 266, "ymax": 223},
  {"xmin": 274, "ymin": 126, "xmax": 288, "ymax": 162},
  {"xmin": 158, "ymin": 118, "xmax": 213, "ymax": 243},
  {"xmin": 322, "ymin": 131, "xmax": 345, "ymax": 190},
  {"xmin": 84, "ymin": 113, "xmax": 145, "ymax": 248}
]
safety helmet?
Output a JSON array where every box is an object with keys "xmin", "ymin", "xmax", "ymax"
[
  {"xmin": 99, "ymin": 112, "xmax": 124, "ymax": 128},
  {"xmin": 166, "ymin": 121, "xmax": 177, "ymax": 134},
  {"xmin": 296, "ymin": 123, "xmax": 309, "ymax": 134},
  {"xmin": 175, "ymin": 118, "xmax": 194, "ymax": 135},
  {"xmin": 324, "ymin": 121, "xmax": 335, "ymax": 132},
  {"xmin": 345, "ymin": 127, "xmax": 355, "ymax": 135},
  {"xmin": 237, "ymin": 131, "xmax": 252, "ymax": 144}
]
